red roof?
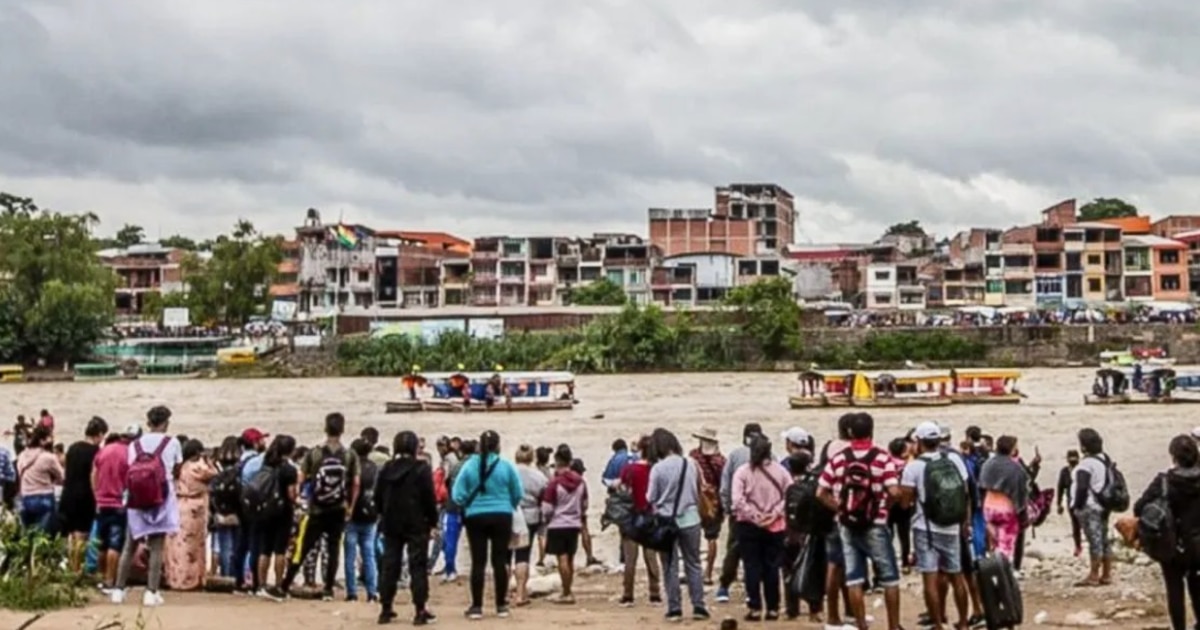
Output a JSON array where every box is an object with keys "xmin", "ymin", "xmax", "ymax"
[{"xmin": 375, "ymin": 230, "xmax": 470, "ymax": 250}]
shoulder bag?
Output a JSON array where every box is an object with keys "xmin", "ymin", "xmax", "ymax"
[{"xmin": 631, "ymin": 458, "xmax": 690, "ymax": 553}]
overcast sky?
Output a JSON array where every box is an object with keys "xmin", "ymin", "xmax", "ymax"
[{"xmin": 2, "ymin": 1, "xmax": 1199, "ymax": 244}]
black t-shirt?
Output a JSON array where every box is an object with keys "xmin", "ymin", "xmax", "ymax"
[
  {"xmin": 61, "ymin": 441, "xmax": 99, "ymax": 507},
  {"xmin": 275, "ymin": 462, "xmax": 299, "ymax": 521}
]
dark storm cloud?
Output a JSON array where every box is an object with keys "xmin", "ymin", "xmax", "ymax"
[{"xmin": 0, "ymin": 0, "xmax": 1197, "ymax": 240}]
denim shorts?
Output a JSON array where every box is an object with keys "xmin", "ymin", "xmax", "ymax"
[
  {"xmin": 914, "ymin": 529, "xmax": 962, "ymax": 574},
  {"xmin": 1077, "ymin": 506, "xmax": 1112, "ymax": 558},
  {"xmin": 825, "ymin": 530, "xmax": 844, "ymax": 567},
  {"xmin": 840, "ymin": 524, "xmax": 900, "ymax": 588},
  {"xmin": 94, "ymin": 508, "xmax": 127, "ymax": 552}
]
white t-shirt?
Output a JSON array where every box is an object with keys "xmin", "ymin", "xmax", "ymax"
[
  {"xmin": 900, "ymin": 451, "xmax": 969, "ymax": 534},
  {"xmin": 1073, "ymin": 455, "xmax": 1109, "ymax": 510},
  {"xmin": 127, "ymin": 433, "xmax": 183, "ymax": 492}
]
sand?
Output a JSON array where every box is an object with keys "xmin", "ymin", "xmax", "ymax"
[{"xmin": 0, "ymin": 369, "xmax": 1186, "ymax": 628}]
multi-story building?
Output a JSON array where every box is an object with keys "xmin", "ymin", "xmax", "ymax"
[
  {"xmin": 714, "ymin": 183, "xmax": 796, "ymax": 254},
  {"xmin": 1121, "ymin": 235, "xmax": 1189, "ymax": 301},
  {"xmin": 270, "ymin": 239, "xmax": 301, "ymax": 303},
  {"xmin": 375, "ymin": 231, "xmax": 470, "ymax": 307},
  {"xmin": 1173, "ymin": 230, "xmax": 1200, "ymax": 299},
  {"xmin": 98, "ymin": 243, "xmax": 189, "ymax": 317},
  {"xmin": 1152, "ymin": 216, "xmax": 1200, "ymax": 239},
  {"xmin": 864, "ymin": 262, "xmax": 925, "ymax": 310},
  {"xmin": 649, "ymin": 182, "xmax": 795, "ymax": 258},
  {"xmin": 925, "ymin": 263, "xmax": 986, "ymax": 307}
]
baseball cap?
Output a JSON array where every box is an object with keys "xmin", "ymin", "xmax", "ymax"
[
  {"xmin": 938, "ymin": 423, "xmax": 952, "ymax": 441},
  {"xmin": 1192, "ymin": 427, "xmax": 1200, "ymax": 440},
  {"xmin": 241, "ymin": 428, "xmax": 269, "ymax": 444},
  {"xmin": 781, "ymin": 427, "xmax": 812, "ymax": 447},
  {"xmin": 914, "ymin": 421, "xmax": 941, "ymax": 441},
  {"xmin": 122, "ymin": 424, "xmax": 142, "ymax": 439}
]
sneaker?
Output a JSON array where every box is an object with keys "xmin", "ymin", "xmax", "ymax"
[
  {"xmin": 649, "ymin": 595, "xmax": 663, "ymax": 605},
  {"xmin": 142, "ymin": 590, "xmax": 164, "ymax": 608},
  {"xmin": 497, "ymin": 606, "xmax": 511, "ymax": 618},
  {"xmin": 968, "ymin": 614, "xmax": 987, "ymax": 629},
  {"xmin": 321, "ymin": 589, "xmax": 334, "ymax": 602},
  {"xmin": 765, "ymin": 611, "xmax": 780, "ymax": 622},
  {"xmin": 465, "ymin": 607, "xmax": 484, "ymax": 621},
  {"xmin": 665, "ymin": 610, "xmax": 684, "ymax": 623},
  {"xmin": 367, "ymin": 595, "xmax": 379, "ymax": 604},
  {"xmin": 618, "ymin": 596, "xmax": 635, "ymax": 608},
  {"xmin": 413, "ymin": 610, "xmax": 436, "ymax": 626},
  {"xmin": 378, "ymin": 609, "xmax": 398, "ymax": 625},
  {"xmin": 917, "ymin": 613, "xmax": 935, "ymax": 629},
  {"xmin": 109, "ymin": 589, "xmax": 126, "ymax": 605},
  {"xmin": 693, "ymin": 607, "xmax": 711, "ymax": 621},
  {"xmin": 256, "ymin": 589, "xmax": 283, "ymax": 602},
  {"xmin": 346, "ymin": 594, "xmax": 359, "ymax": 602},
  {"xmin": 441, "ymin": 573, "xmax": 459, "ymax": 584},
  {"xmin": 714, "ymin": 587, "xmax": 730, "ymax": 603}
]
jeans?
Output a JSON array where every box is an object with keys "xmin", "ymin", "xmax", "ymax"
[
  {"xmin": 621, "ymin": 536, "xmax": 662, "ymax": 600},
  {"xmin": 718, "ymin": 515, "xmax": 741, "ymax": 589},
  {"xmin": 839, "ymin": 524, "xmax": 900, "ymax": 588},
  {"xmin": 661, "ymin": 524, "xmax": 705, "ymax": 613},
  {"xmin": 441, "ymin": 510, "xmax": 462, "ymax": 576},
  {"xmin": 20, "ymin": 494, "xmax": 55, "ymax": 533},
  {"xmin": 233, "ymin": 521, "xmax": 258, "ymax": 589},
  {"xmin": 283, "ymin": 510, "xmax": 346, "ymax": 593},
  {"xmin": 913, "ymin": 529, "xmax": 963, "ymax": 574},
  {"xmin": 464, "ymin": 513, "xmax": 512, "ymax": 609},
  {"xmin": 116, "ymin": 531, "xmax": 165, "ymax": 592},
  {"xmin": 343, "ymin": 521, "xmax": 379, "ymax": 599},
  {"xmin": 1162, "ymin": 561, "xmax": 1200, "ymax": 630},
  {"xmin": 213, "ymin": 526, "xmax": 238, "ymax": 578},
  {"xmin": 736, "ymin": 522, "xmax": 785, "ymax": 613},
  {"xmin": 380, "ymin": 533, "xmax": 431, "ymax": 614}
]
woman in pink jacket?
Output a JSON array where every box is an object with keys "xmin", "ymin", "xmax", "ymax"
[{"xmin": 732, "ymin": 437, "xmax": 791, "ymax": 622}]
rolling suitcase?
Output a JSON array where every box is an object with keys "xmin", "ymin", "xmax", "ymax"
[{"xmin": 977, "ymin": 553, "xmax": 1023, "ymax": 630}]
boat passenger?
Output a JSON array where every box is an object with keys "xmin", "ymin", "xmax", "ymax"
[
  {"xmin": 402, "ymin": 365, "xmax": 423, "ymax": 401},
  {"xmin": 449, "ymin": 365, "xmax": 471, "ymax": 406}
]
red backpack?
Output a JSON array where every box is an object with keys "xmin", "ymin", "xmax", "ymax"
[{"xmin": 126, "ymin": 438, "xmax": 171, "ymax": 510}]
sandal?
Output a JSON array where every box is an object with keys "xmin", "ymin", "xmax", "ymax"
[
  {"xmin": 514, "ymin": 599, "xmax": 532, "ymax": 608},
  {"xmin": 552, "ymin": 595, "xmax": 576, "ymax": 605},
  {"xmin": 1073, "ymin": 579, "xmax": 1101, "ymax": 588}
]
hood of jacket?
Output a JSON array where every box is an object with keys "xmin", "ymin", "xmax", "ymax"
[
  {"xmin": 555, "ymin": 468, "xmax": 584, "ymax": 493},
  {"xmin": 1168, "ymin": 466, "xmax": 1200, "ymax": 499},
  {"xmin": 381, "ymin": 456, "xmax": 421, "ymax": 483}
]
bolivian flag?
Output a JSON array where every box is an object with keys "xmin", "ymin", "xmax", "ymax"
[{"xmin": 331, "ymin": 224, "xmax": 359, "ymax": 248}]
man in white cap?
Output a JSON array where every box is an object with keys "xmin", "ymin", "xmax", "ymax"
[
  {"xmin": 780, "ymin": 427, "xmax": 813, "ymax": 466},
  {"xmin": 898, "ymin": 421, "xmax": 971, "ymax": 630}
]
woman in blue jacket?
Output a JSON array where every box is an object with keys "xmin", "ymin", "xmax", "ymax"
[{"xmin": 451, "ymin": 430, "xmax": 524, "ymax": 621}]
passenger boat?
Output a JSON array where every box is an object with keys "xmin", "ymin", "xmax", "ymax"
[
  {"xmin": 385, "ymin": 371, "xmax": 578, "ymax": 413},
  {"xmin": 137, "ymin": 363, "xmax": 203, "ymax": 380},
  {"xmin": 0, "ymin": 364, "xmax": 24, "ymax": 383},
  {"xmin": 1099, "ymin": 347, "xmax": 1175, "ymax": 368},
  {"xmin": 848, "ymin": 370, "xmax": 953, "ymax": 407},
  {"xmin": 1084, "ymin": 367, "xmax": 1198, "ymax": 405},
  {"xmin": 789, "ymin": 370, "xmax": 853, "ymax": 408},
  {"xmin": 949, "ymin": 369, "xmax": 1024, "ymax": 404},
  {"xmin": 74, "ymin": 363, "xmax": 124, "ymax": 382}
]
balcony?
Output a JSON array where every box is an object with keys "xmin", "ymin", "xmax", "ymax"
[
  {"xmin": 471, "ymin": 250, "xmax": 499, "ymax": 260},
  {"xmin": 499, "ymin": 275, "xmax": 526, "ymax": 285},
  {"xmin": 471, "ymin": 273, "xmax": 497, "ymax": 285}
]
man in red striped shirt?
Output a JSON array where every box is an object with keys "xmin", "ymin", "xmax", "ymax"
[{"xmin": 817, "ymin": 413, "xmax": 903, "ymax": 630}]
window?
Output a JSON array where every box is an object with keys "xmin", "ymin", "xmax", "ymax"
[
  {"xmin": 986, "ymin": 280, "xmax": 1004, "ymax": 294},
  {"xmin": 357, "ymin": 271, "xmax": 370, "ymax": 284},
  {"xmin": 1086, "ymin": 254, "xmax": 1101, "ymax": 266},
  {"xmin": 873, "ymin": 293, "xmax": 892, "ymax": 304},
  {"xmin": 1035, "ymin": 277, "xmax": 1063, "ymax": 295},
  {"xmin": 1087, "ymin": 278, "xmax": 1102, "ymax": 292},
  {"xmin": 1003, "ymin": 255, "xmax": 1031, "ymax": 268},
  {"xmin": 1161, "ymin": 250, "xmax": 1181, "ymax": 265},
  {"xmin": 1004, "ymin": 280, "xmax": 1032, "ymax": 294},
  {"xmin": 1161, "ymin": 275, "xmax": 1182, "ymax": 291},
  {"xmin": 874, "ymin": 270, "xmax": 891, "ymax": 281}
]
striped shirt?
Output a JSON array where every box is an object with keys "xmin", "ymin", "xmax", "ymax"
[{"xmin": 817, "ymin": 440, "xmax": 899, "ymax": 526}]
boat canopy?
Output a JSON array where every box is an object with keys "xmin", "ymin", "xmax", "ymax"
[
  {"xmin": 951, "ymin": 368, "xmax": 1021, "ymax": 380},
  {"xmin": 420, "ymin": 371, "xmax": 575, "ymax": 383},
  {"xmin": 1174, "ymin": 374, "xmax": 1200, "ymax": 389},
  {"xmin": 859, "ymin": 370, "xmax": 952, "ymax": 383}
]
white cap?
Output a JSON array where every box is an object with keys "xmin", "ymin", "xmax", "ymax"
[
  {"xmin": 122, "ymin": 424, "xmax": 142, "ymax": 439},
  {"xmin": 914, "ymin": 421, "xmax": 941, "ymax": 441},
  {"xmin": 1192, "ymin": 427, "xmax": 1200, "ymax": 440},
  {"xmin": 781, "ymin": 427, "xmax": 811, "ymax": 446},
  {"xmin": 938, "ymin": 423, "xmax": 952, "ymax": 440}
]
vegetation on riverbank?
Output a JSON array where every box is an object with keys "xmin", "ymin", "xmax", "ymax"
[{"xmin": 0, "ymin": 523, "xmax": 85, "ymax": 611}]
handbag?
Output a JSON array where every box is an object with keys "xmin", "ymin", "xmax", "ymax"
[
  {"xmin": 510, "ymin": 508, "xmax": 530, "ymax": 550},
  {"xmin": 789, "ymin": 536, "xmax": 827, "ymax": 602},
  {"xmin": 631, "ymin": 458, "xmax": 690, "ymax": 553}
]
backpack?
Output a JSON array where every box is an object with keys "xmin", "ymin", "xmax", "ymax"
[
  {"xmin": 697, "ymin": 472, "xmax": 720, "ymax": 526},
  {"xmin": 126, "ymin": 438, "xmax": 171, "ymax": 510},
  {"xmin": 785, "ymin": 473, "xmax": 820, "ymax": 534},
  {"xmin": 838, "ymin": 448, "xmax": 882, "ymax": 531},
  {"xmin": 353, "ymin": 460, "xmax": 379, "ymax": 522},
  {"xmin": 312, "ymin": 446, "xmax": 349, "ymax": 509},
  {"xmin": 602, "ymin": 487, "xmax": 636, "ymax": 533},
  {"xmin": 1095, "ymin": 456, "xmax": 1131, "ymax": 513},
  {"xmin": 210, "ymin": 466, "xmax": 242, "ymax": 517},
  {"xmin": 241, "ymin": 465, "xmax": 286, "ymax": 522},
  {"xmin": 1138, "ymin": 475, "xmax": 1178, "ymax": 563},
  {"xmin": 922, "ymin": 453, "xmax": 968, "ymax": 527}
]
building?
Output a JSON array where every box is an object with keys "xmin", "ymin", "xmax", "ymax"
[
  {"xmin": 1152, "ymin": 215, "xmax": 1200, "ymax": 239},
  {"xmin": 649, "ymin": 182, "xmax": 796, "ymax": 258},
  {"xmin": 714, "ymin": 183, "xmax": 796, "ymax": 254},
  {"xmin": 1121, "ymin": 235, "xmax": 1188, "ymax": 301},
  {"xmin": 1171, "ymin": 230, "xmax": 1200, "ymax": 299},
  {"xmin": 269, "ymin": 240, "xmax": 301, "ymax": 302},
  {"xmin": 864, "ymin": 262, "xmax": 925, "ymax": 310},
  {"xmin": 376, "ymin": 231, "xmax": 470, "ymax": 308},
  {"xmin": 98, "ymin": 243, "xmax": 189, "ymax": 317}
]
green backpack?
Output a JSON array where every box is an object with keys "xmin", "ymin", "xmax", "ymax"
[{"xmin": 923, "ymin": 453, "xmax": 968, "ymax": 527}]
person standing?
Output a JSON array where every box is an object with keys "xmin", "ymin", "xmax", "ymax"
[
  {"xmin": 542, "ymin": 445, "xmax": 589, "ymax": 604},
  {"xmin": 689, "ymin": 428, "xmax": 726, "ymax": 586},
  {"xmin": 648, "ymin": 428, "xmax": 710, "ymax": 623},
  {"xmin": 716, "ymin": 422, "xmax": 763, "ymax": 603},
  {"xmin": 436, "ymin": 436, "xmax": 463, "ymax": 582},
  {"xmin": 978, "ymin": 436, "xmax": 1030, "ymax": 560},
  {"xmin": 61, "ymin": 416, "xmax": 108, "ymax": 572},
  {"xmin": 165, "ymin": 439, "xmax": 217, "ymax": 591},
  {"xmin": 731, "ymin": 436, "xmax": 790, "ymax": 621},
  {"xmin": 110, "ymin": 406, "xmax": 183, "ymax": 608},
  {"xmin": 16, "ymin": 425, "xmax": 62, "ymax": 533},
  {"xmin": 93, "ymin": 426, "xmax": 137, "ymax": 592},
  {"xmin": 617, "ymin": 435, "xmax": 663, "ymax": 607},
  {"xmin": 602, "ymin": 439, "xmax": 635, "ymax": 489},
  {"xmin": 344, "ymin": 438, "xmax": 380, "ymax": 603},
  {"xmin": 1057, "ymin": 450, "xmax": 1083, "ymax": 556},
  {"xmin": 513, "ymin": 444, "xmax": 547, "ymax": 607},
  {"xmin": 376, "ymin": 430, "xmax": 439, "ymax": 626},
  {"xmin": 1072, "ymin": 428, "xmax": 1116, "ymax": 587},
  {"xmin": 280, "ymin": 412, "xmax": 361, "ymax": 600},
  {"xmin": 1133, "ymin": 435, "xmax": 1200, "ymax": 630}
]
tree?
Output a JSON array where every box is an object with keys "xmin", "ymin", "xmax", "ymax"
[
  {"xmin": 114, "ymin": 224, "xmax": 145, "ymax": 248},
  {"xmin": 141, "ymin": 291, "xmax": 190, "ymax": 323},
  {"xmin": 568, "ymin": 278, "xmax": 628, "ymax": 306},
  {"xmin": 885, "ymin": 220, "xmax": 926, "ymax": 236},
  {"xmin": 182, "ymin": 220, "xmax": 282, "ymax": 326},
  {"xmin": 1078, "ymin": 198, "xmax": 1138, "ymax": 221},
  {"xmin": 160, "ymin": 234, "xmax": 199, "ymax": 251},
  {"xmin": 25, "ymin": 281, "xmax": 114, "ymax": 363},
  {"xmin": 723, "ymin": 276, "xmax": 802, "ymax": 361}
]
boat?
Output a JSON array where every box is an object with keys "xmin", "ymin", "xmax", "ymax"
[
  {"xmin": 949, "ymin": 369, "xmax": 1025, "ymax": 404},
  {"xmin": 73, "ymin": 363, "xmax": 124, "ymax": 382},
  {"xmin": 789, "ymin": 370, "xmax": 853, "ymax": 408},
  {"xmin": 1099, "ymin": 347, "xmax": 1175, "ymax": 368},
  {"xmin": 848, "ymin": 370, "xmax": 953, "ymax": 407},
  {"xmin": 385, "ymin": 370, "xmax": 578, "ymax": 413},
  {"xmin": 1083, "ymin": 367, "xmax": 1199, "ymax": 405},
  {"xmin": 0, "ymin": 364, "xmax": 24, "ymax": 383},
  {"xmin": 137, "ymin": 363, "xmax": 202, "ymax": 380},
  {"xmin": 216, "ymin": 347, "xmax": 257, "ymax": 366}
]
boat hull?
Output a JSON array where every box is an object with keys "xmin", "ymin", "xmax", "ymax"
[
  {"xmin": 137, "ymin": 372, "xmax": 203, "ymax": 381},
  {"xmin": 788, "ymin": 395, "xmax": 851, "ymax": 409},
  {"xmin": 386, "ymin": 399, "xmax": 576, "ymax": 414},
  {"xmin": 950, "ymin": 393, "xmax": 1024, "ymax": 405},
  {"xmin": 1084, "ymin": 394, "xmax": 1200, "ymax": 405},
  {"xmin": 73, "ymin": 375, "xmax": 129, "ymax": 382},
  {"xmin": 852, "ymin": 397, "xmax": 953, "ymax": 408}
]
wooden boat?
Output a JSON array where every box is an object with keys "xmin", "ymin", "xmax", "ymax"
[
  {"xmin": 74, "ymin": 363, "xmax": 124, "ymax": 382},
  {"xmin": 385, "ymin": 370, "xmax": 578, "ymax": 413},
  {"xmin": 949, "ymin": 369, "xmax": 1024, "ymax": 404},
  {"xmin": 216, "ymin": 347, "xmax": 257, "ymax": 366},
  {"xmin": 789, "ymin": 370, "xmax": 853, "ymax": 408},
  {"xmin": 0, "ymin": 364, "xmax": 24, "ymax": 383},
  {"xmin": 1084, "ymin": 367, "xmax": 1199, "ymax": 405},
  {"xmin": 1099, "ymin": 347, "xmax": 1175, "ymax": 368},
  {"xmin": 137, "ymin": 363, "xmax": 202, "ymax": 380},
  {"xmin": 849, "ymin": 370, "xmax": 953, "ymax": 407}
]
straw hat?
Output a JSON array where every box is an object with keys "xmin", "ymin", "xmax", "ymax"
[{"xmin": 692, "ymin": 427, "xmax": 719, "ymax": 443}]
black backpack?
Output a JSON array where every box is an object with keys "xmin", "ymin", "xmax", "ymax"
[
  {"xmin": 312, "ymin": 446, "xmax": 349, "ymax": 509},
  {"xmin": 210, "ymin": 465, "xmax": 242, "ymax": 517},
  {"xmin": 1138, "ymin": 475, "xmax": 1178, "ymax": 563},
  {"xmin": 352, "ymin": 460, "xmax": 379, "ymax": 522},
  {"xmin": 838, "ymin": 448, "xmax": 881, "ymax": 531},
  {"xmin": 241, "ymin": 465, "xmax": 286, "ymax": 522},
  {"xmin": 785, "ymin": 473, "xmax": 820, "ymax": 534},
  {"xmin": 1095, "ymin": 456, "xmax": 1131, "ymax": 513}
]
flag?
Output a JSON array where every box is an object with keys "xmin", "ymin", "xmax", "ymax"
[{"xmin": 330, "ymin": 224, "xmax": 359, "ymax": 248}]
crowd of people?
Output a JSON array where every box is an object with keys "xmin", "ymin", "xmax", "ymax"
[{"xmin": 2, "ymin": 408, "xmax": 1200, "ymax": 629}]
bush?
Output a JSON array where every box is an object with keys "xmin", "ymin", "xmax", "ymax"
[{"xmin": 0, "ymin": 519, "xmax": 86, "ymax": 611}]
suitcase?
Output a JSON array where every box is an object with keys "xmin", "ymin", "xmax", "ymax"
[{"xmin": 977, "ymin": 553, "xmax": 1023, "ymax": 630}]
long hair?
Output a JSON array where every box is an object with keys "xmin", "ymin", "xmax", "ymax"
[
  {"xmin": 649, "ymin": 428, "xmax": 682, "ymax": 463},
  {"xmin": 216, "ymin": 436, "xmax": 241, "ymax": 467},
  {"xmin": 479, "ymin": 430, "xmax": 501, "ymax": 457},
  {"xmin": 748, "ymin": 436, "xmax": 773, "ymax": 469},
  {"xmin": 264, "ymin": 435, "xmax": 297, "ymax": 467},
  {"xmin": 182, "ymin": 439, "xmax": 205, "ymax": 461}
]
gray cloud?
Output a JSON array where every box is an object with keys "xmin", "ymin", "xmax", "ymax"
[{"xmin": 1, "ymin": 0, "xmax": 1198, "ymax": 242}]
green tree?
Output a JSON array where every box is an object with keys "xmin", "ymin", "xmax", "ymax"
[
  {"xmin": 25, "ymin": 281, "xmax": 114, "ymax": 362},
  {"xmin": 1078, "ymin": 198, "xmax": 1138, "ymax": 221},
  {"xmin": 723, "ymin": 276, "xmax": 802, "ymax": 360},
  {"xmin": 183, "ymin": 220, "xmax": 281, "ymax": 326},
  {"xmin": 142, "ymin": 291, "xmax": 190, "ymax": 323},
  {"xmin": 885, "ymin": 220, "xmax": 926, "ymax": 236},
  {"xmin": 160, "ymin": 234, "xmax": 199, "ymax": 250},
  {"xmin": 567, "ymin": 278, "xmax": 628, "ymax": 306},
  {"xmin": 114, "ymin": 223, "xmax": 145, "ymax": 248}
]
